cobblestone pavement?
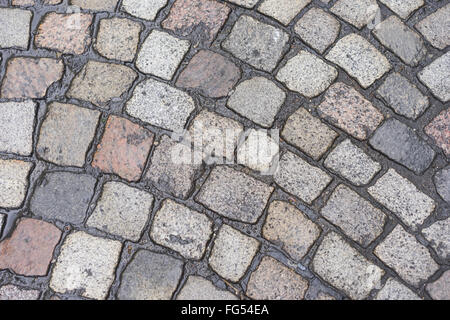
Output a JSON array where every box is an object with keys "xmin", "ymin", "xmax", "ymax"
[{"xmin": 0, "ymin": 0, "xmax": 448, "ymax": 300}]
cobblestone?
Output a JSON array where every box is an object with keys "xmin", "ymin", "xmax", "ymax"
[
  {"xmin": 0, "ymin": 8, "xmax": 32, "ymax": 49},
  {"xmin": 330, "ymin": 0, "xmax": 378, "ymax": 29},
  {"xmin": 0, "ymin": 159, "xmax": 33, "ymax": 209},
  {"xmin": 177, "ymin": 276, "xmax": 238, "ymax": 300},
  {"xmin": 0, "ymin": 285, "xmax": 39, "ymax": 300},
  {"xmin": 425, "ymin": 108, "xmax": 450, "ymax": 157},
  {"xmin": 257, "ymin": 0, "xmax": 311, "ymax": 26},
  {"xmin": 70, "ymin": 0, "xmax": 119, "ymax": 11},
  {"xmin": 121, "ymin": 0, "xmax": 167, "ymax": 21},
  {"xmin": 434, "ymin": 166, "xmax": 450, "ymax": 202},
  {"xmin": 237, "ymin": 129, "xmax": 279, "ymax": 173},
  {"xmin": 379, "ymin": 0, "xmax": 424, "ymax": 19},
  {"xmin": 422, "ymin": 218, "xmax": 449, "ymax": 260},
  {"xmin": 375, "ymin": 278, "xmax": 421, "ymax": 300},
  {"xmin": 426, "ymin": 271, "xmax": 450, "ymax": 300},
  {"xmin": 418, "ymin": 51, "xmax": 450, "ymax": 102},
  {"xmin": 415, "ymin": 4, "xmax": 450, "ymax": 50}
]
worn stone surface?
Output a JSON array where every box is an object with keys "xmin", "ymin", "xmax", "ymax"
[
  {"xmin": 35, "ymin": 13, "xmax": 93, "ymax": 55},
  {"xmin": 67, "ymin": 61, "xmax": 137, "ymax": 107},
  {"xmin": 422, "ymin": 218, "xmax": 449, "ymax": 260},
  {"xmin": 246, "ymin": 256, "xmax": 309, "ymax": 300},
  {"xmin": 30, "ymin": 171, "xmax": 96, "ymax": 225},
  {"xmin": 324, "ymin": 139, "xmax": 381, "ymax": 186},
  {"xmin": 136, "ymin": 30, "xmax": 190, "ymax": 80},
  {"xmin": 426, "ymin": 271, "xmax": 450, "ymax": 300},
  {"xmin": 434, "ymin": 166, "xmax": 450, "ymax": 202},
  {"xmin": 118, "ymin": 250, "xmax": 183, "ymax": 300},
  {"xmin": 257, "ymin": 0, "xmax": 311, "ymax": 25},
  {"xmin": 294, "ymin": 8, "xmax": 340, "ymax": 54},
  {"xmin": 0, "ymin": 214, "xmax": 4, "ymax": 233},
  {"xmin": 227, "ymin": 77, "xmax": 286, "ymax": 127},
  {"xmin": 274, "ymin": 151, "xmax": 332, "ymax": 204},
  {"xmin": 145, "ymin": 136, "xmax": 201, "ymax": 199},
  {"xmin": 177, "ymin": 276, "xmax": 238, "ymax": 300},
  {"xmin": 227, "ymin": 0, "xmax": 258, "ymax": 8},
  {"xmin": 331, "ymin": 0, "xmax": 378, "ymax": 29},
  {"xmin": 0, "ymin": 101, "xmax": 36, "ymax": 156},
  {"xmin": 92, "ymin": 116, "xmax": 154, "ymax": 181},
  {"xmin": 126, "ymin": 79, "xmax": 195, "ymax": 132},
  {"xmin": 416, "ymin": 4, "xmax": 450, "ymax": 50},
  {"xmin": 373, "ymin": 16, "xmax": 426, "ymax": 66},
  {"xmin": 263, "ymin": 201, "xmax": 320, "ymax": 261},
  {"xmin": 0, "ymin": 218, "xmax": 61, "ymax": 276},
  {"xmin": 0, "ymin": 285, "xmax": 39, "ymax": 300},
  {"xmin": 95, "ymin": 17, "xmax": 142, "ymax": 62},
  {"xmin": 379, "ymin": 0, "xmax": 424, "ymax": 19},
  {"xmin": 368, "ymin": 169, "xmax": 435, "ymax": 229},
  {"xmin": 318, "ymin": 82, "xmax": 384, "ymax": 140},
  {"xmin": 162, "ymin": 0, "xmax": 230, "ymax": 44},
  {"xmin": 375, "ymin": 278, "xmax": 421, "ymax": 300},
  {"xmin": 0, "ymin": 160, "xmax": 33, "ymax": 209},
  {"xmin": 418, "ymin": 51, "xmax": 450, "ymax": 102},
  {"xmin": 312, "ymin": 232, "xmax": 384, "ymax": 300},
  {"xmin": 1, "ymin": 57, "xmax": 63, "ymax": 99},
  {"xmin": 151, "ymin": 200, "xmax": 212, "ymax": 259},
  {"xmin": 121, "ymin": 0, "xmax": 167, "ymax": 21},
  {"xmin": 375, "ymin": 225, "xmax": 439, "ymax": 287},
  {"xmin": 326, "ymin": 34, "xmax": 391, "ymax": 88},
  {"xmin": 0, "ymin": 8, "xmax": 32, "ymax": 49},
  {"xmin": 176, "ymin": 50, "xmax": 240, "ymax": 98},
  {"xmin": 37, "ymin": 103, "xmax": 100, "ymax": 167},
  {"xmin": 50, "ymin": 231, "xmax": 122, "ymax": 300},
  {"xmin": 276, "ymin": 50, "xmax": 337, "ymax": 98},
  {"xmin": 237, "ymin": 129, "xmax": 279, "ymax": 173},
  {"xmin": 425, "ymin": 108, "xmax": 450, "ymax": 157},
  {"xmin": 70, "ymin": 0, "xmax": 119, "ymax": 11},
  {"xmin": 223, "ymin": 15, "xmax": 289, "ymax": 72},
  {"xmin": 209, "ymin": 224, "xmax": 260, "ymax": 282},
  {"xmin": 87, "ymin": 182, "xmax": 154, "ymax": 241},
  {"xmin": 321, "ymin": 185, "xmax": 386, "ymax": 247},
  {"xmin": 377, "ymin": 73, "xmax": 429, "ymax": 119},
  {"xmin": 282, "ymin": 108, "xmax": 338, "ymax": 160},
  {"xmin": 197, "ymin": 166, "xmax": 273, "ymax": 223},
  {"xmin": 369, "ymin": 119, "xmax": 435, "ymax": 174}
]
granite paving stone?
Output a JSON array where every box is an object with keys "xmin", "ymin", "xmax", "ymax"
[
  {"xmin": 246, "ymin": 256, "xmax": 309, "ymax": 300},
  {"xmin": 422, "ymin": 218, "xmax": 449, "ymax": 260},
  {"xmin": 375, "ymin": 225, "xmax": 439, "ymax": 287},
  {"xmin": 379, "ymin": 0, "xmax": 424, "ymax": 19},
  {"xmin": 37, "ymin": 103, "xmax": 100, "ymax": 167},
  {"xmin": 177, "ymin": 276, "xmax": 238, "ymax": 300},
  {"xmin": 257, "ymin": 0, "xmax": 311, "ymax": 26},
  {"xmin": 434, "ymin": 166, "xmax": 450, "ymax": 202},
  {"xmin": 318, "ymin": 82, "xmax": 384, "ymax": 140},
  {"xmin": 418, "ymin": 52, "xmax": 450, "ymax": 102},
  {"xmin": 368, "ymin": 169, "xmax": 435, "ymax": 229},
  {"xmin": 369, "ymin": 119, "xmax": 435, "ymax": 174},
  {"xmin": 375, "ymin": 278, "xmax": 421, "ymax": 300},
  {"xmin": 426, "ymin": 271, "xmax": 450, "ymax": 300},
  {"xmin": 35, "ymin": 12, "xmax": 93, "ymax": 55},
  {"xmin": 1, "ymin": 57, "xmax": 63, "ymax": 99},
  {"xmin": 0, "ymin": 101, "xmax": 36, "ymax": 156},
  {"xmin": 274, "ymin": 151, "xmax": 332, "ymax": 204},
  {"xmin": 176, "ymin": 50, "xmax": 240, "ymax": 98},
  {"xmin": 145, "ymin": 135, "xmax": 202, "ymax": 199},
  {"xmin": 415, "ymin": 4, "xmax": 450, "ymax": 50},
  {"xmin": 70, "ymin": 0, "xmax": 119, "ymax": 11},
  {"xmin": 294, "ymin": 8, "xmax": 340, "ymax": 54},
  {"xmin": 282, "ymin": 107, "xmax": 338, "ymax": 160},
  {"xmin": 0, "ymin": 8, "xmax": 32, "ymax": 49},
  {"xmin": 227, "ymin": 0, "xmax": 258, "ymax": 8},
  {"xmin": 92, "ymin": 116, "xmax": 154, "ymax": 181},
  {"xmin": 209, "ymin": 224, "xmax": 260, "ymax": 282},
  {"xmin": 196, "ymin": 166, "xmax": 273, "ymax": 223},
  {"xmin": 118, "ymin": 250, "xmax": 183, "ymax": 300},
  {"xmin": 121, "ymin": 0, "xmax": 168, "ymax": 21},
  {"xmin": 67, "ymin": 61, "xmax": 137, "ymax": 107},
  {"xmin": 0, "ymin": 218, "xmax": 61, "ymax": 276},
  {"xmin": 326, "ymin": 34, "xmax": 391, "ymax": 88},
  {"xmin": 227, "ymin": 77, "xmax": 286, "ymax": 127},
  {"xmin": 324, "ymin": 139, "xmax": 381, "ymax": 186},
  {"xmin": 263, "ymin": 201, "xmax": 320, "ymax": 260},
  {"xmin": 162, "ymin": 0, "xmax": 230, "ymax": 44},
  {"xmin": 0, "ymin": 159, "xmax": 33, "ymax": 209},
  {"xmin": 30, "ymin": 171, "xmax": 96, "ymax": 225},
  {"xmin": 276, "ymin": 50, "xmax": 337, "ymax": 98},
  {"xmin": 87, "ymin": 182, "xmax": 154, "ymax": 241},
  {"xmin": 312, "ymin": 232, "xmax": 384, "ymax": 300},
  {"xmin": 0, "ymin": 285, "xmax": 40, "ymax": 300},
  {"xmin": 222, "ymin": 15, "xmax": 289, "ymax": 72},
  {"xmin": 94, "ymin": 17, "xmax": 142, "ymax": 62},
  {"xmin": 331, "ymin": 0, "xmax": 379, "ymax": 29},
  {"xmin": 372, "ymin": 16, "xmax": 426, "ymax": 66},
  {"xmin": 126, "ymin": 79, "xmax": 195, "ymax": 132},
  {"xmin": 425, "ymin": 108, "xmax": 450, "ymax": 157},
  {"xmin": 320, "ymin": 185, "xmax": 386, "ymax": 247},
  {"xmin": 377, "ymin": 73, "xmax": 429, "ymax": 120},
  {"xmin": 136, "ymin": 30, "xmax": 190, "ymax": 80}
]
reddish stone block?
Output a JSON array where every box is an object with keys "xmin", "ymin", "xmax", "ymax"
[
  {"xmin": 92, "ymin": 116, "xmax": 154, "ymax": 181},
  {"xmin": 425, "ymin": 108, "xmax": 450, "ymax": 157},
  {"xmin": 0, "ymin": 218, "xmax": 61, "ymax": 276},
  {"xmin": 176, "ymin": 50, "xmax": 240, "ymax": 98},
  {"xmin": 162, "ymin": 0, "xmax": 230, "ymax": 44}
]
